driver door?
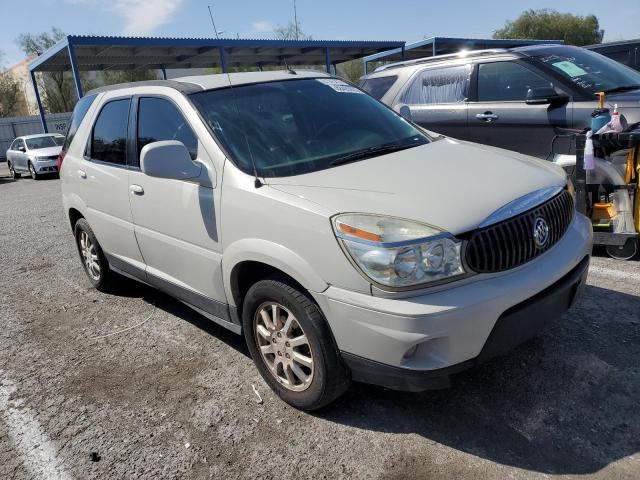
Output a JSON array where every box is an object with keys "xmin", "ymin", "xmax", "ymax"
[
  {"xmin": 127, "ymin": 94, "xmax": 228, "ymax": 319},
  {"xmin": 468, "ymin": 61, "xmax": 572, "ymax": 159}
]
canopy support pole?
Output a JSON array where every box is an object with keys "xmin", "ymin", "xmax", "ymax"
[
  {"xmin": 219, "ymin": 47, "xmax": 228, "ymax": 73},
  {"xmin": 30, "ymin": 71, "xmax": 48, "ymax": 133},
  {"xmin": 325, "ymin": 48, "xmax": 331, "ymax": 74},
  {"xmin": 67, "ymin": 42, "xmax": 83, "ymax": 99}
]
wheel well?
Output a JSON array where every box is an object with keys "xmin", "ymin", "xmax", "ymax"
[
  {"xmin": 68, "ymin": 208, "xmax": 84, "ymax": 232},
  {"xmin": 230, "ymin": 261, "xmax": 305, "ymax": 312}
]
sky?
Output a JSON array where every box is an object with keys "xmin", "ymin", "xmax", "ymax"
[{"xmin": 1, "ymin": 0, "xmax": 639, "ymax": 67}]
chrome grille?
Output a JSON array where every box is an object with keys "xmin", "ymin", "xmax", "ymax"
[{"xmin": 465, "ymin": 190, "xmax": 574, "ymax": 273}]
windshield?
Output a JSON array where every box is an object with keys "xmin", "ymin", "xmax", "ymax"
[
  {"xmin": 25, "ymin": 136, "xmax": 60, "ymax": 150},
  {"xmin": 189, "ymin": 78, "xmax": 428, "ymax": 177},
  {"xmin": 528, "ymin": 46, "xmax": 640, "ymax": 94}
]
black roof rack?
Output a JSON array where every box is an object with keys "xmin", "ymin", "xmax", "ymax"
[{"xmin": 85, "ymin": 79, "xmax": 202, "ymax": 96}]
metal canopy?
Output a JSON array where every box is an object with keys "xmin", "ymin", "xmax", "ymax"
[
  {"xmin": 362, "ymin": 37, "xmax": 564, "ymax": 73},
  {"xmin": 28, "ymin": 35, "xmax": 403, "ymax": 133}
]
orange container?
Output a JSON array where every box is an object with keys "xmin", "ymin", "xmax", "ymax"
[{"xmin": 591, "ymin": 202, "xmax": 616, "ymax": 220}]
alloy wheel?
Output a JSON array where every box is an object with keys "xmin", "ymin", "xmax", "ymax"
[
  {"xmin": 79, "ymin": 231, "xmax": 101, "ymax": 280},
  {"xmin": 254, "ymin": 302, "xmax": 314, "ymax": 392}
]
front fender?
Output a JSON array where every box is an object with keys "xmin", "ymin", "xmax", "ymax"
[{"xmin": 222, "ymin": 238, "xmax": 329, "ymax": 307}]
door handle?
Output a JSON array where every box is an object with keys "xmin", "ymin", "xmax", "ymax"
[
  {"xmin": 78, "ymin": 169, "xmax": 87, "ymax": 179},
  {"xmin": 129, "ymin": 184, "xmax": 144, "ymax": 195},
  {"xmin": 475, "ymin": 112, "xmax": 499, "ymax": 122}
]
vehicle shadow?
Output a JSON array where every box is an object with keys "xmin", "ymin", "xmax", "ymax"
[
  {"xmin": 108, "ymin": 275, "xmax": 248, "ymax": 357},
  {"xmin": 316, "ymin": 284, "xmax": 640, "ymax": 476}
]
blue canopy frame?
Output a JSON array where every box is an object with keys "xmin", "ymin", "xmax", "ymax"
[
  {"xmin": 28, "ymin": 35, "xmax": 404, "ymax": 133},
  {"xmin": 362, "ymin": 36, "xmax": 564, "ymax": 74}
]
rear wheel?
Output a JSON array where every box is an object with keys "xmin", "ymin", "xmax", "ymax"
[
  {"xmin": 606, "ymin": 238, "xmax": 638, "ymax": 260},
  {"xmin": 7, "ymin": 162, "xmax": 20, "ymax": 179},
  {"xmin": 242, "ymin": 276, "xmax": 350, "ymax": 410},
  {"xmin": 74, "ymin": 218, "xmax": 112, "ymax": 291},
  {"xmin": 28, "ymin": 162, "xmax": 39, "ymax": 180}
]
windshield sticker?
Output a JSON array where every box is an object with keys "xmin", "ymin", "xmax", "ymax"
[
  {"xmin": 552, "ymin": 60, "xmax": 588, "ymax": 77},
  {"xmin": 317, "ymin": 78, "xmax": 364, "ymax": 94}
]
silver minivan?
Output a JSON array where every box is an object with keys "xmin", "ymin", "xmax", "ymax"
[{"xmin": 61, "ymin": 71, "xmax": 592, "ymax": 409}]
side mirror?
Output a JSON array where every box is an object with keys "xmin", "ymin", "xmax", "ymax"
[
  {"xmin": 140, "ymin": 140, "xmax": 201, "ymax": 181},
  {"xmin": 17, "ymin": 145, "xmax": 26, "ymax": 152},
  {"xmin": 526, "ymin": 87, "xmax": 569, "ymax": 106},
  {"xmin": 396, "ymin": 104, "xmax": 413, "ymax": 122}
]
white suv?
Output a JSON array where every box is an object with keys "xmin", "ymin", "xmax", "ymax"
[{"xmin": 61, "ymin": 71, "xmax": 592, "ymax": 410}]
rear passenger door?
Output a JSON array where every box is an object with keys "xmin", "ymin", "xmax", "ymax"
[
  {"xmin": 128, "ymin": 95, "xmax": 228, "ymax": 319},
  {"xmin": 77, "ymin": 95, "xmax": 146, "ymax": 272},
  {"xmin": 467, "ymin": 61, "xmax": 571, "ymax": 158},
  {"xmin": 399, "ymin": 64, "xmax": 471, "ymax": 140}
]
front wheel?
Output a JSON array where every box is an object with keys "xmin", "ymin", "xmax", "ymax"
[
  {"xmin": 28, "ymin": 162, "xmax": 39, "ymax": 180},
  {"xmin": 8, "ymin": 162, "xmax": 20, "ymax": 179},
  {"xmin": 242, "ymin": 277, "xmax": 350, "ymax": 410}
]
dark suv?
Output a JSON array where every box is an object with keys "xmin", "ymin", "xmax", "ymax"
[{"xmin": 360, "ymin": 45, "xmax": 640, "ymax": 159}]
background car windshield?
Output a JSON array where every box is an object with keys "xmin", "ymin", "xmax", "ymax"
[
  {"xmin": 530, "ymin": 46, "xmax": 640, "ymax": 94},
  {"xmin": 25, "ymin": 136, "xmax": 59, "ymax": 149},
  {"xmin": 190, "ymin": 78, "xmax": 428, "ymax": 177}
]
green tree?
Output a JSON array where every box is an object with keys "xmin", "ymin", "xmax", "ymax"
[
  {"xmin": 0, "ymin": 50, "xmax": 20, "ymax": 117},
  {"xmin": 274, "ymin": 21, "xmax": 312, "ymax": 41},
  {"xmin": 493, "ymin": 9, "xmax": 604, "ymax": 46},
  {"xmin": 102, "ymin": 70, "xmax": 159, "ymax": 85},
  {"xmin": 15, "ymin": 27, "xmax": 78, "ymax": 113}
]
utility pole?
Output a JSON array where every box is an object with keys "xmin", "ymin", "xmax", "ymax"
[{"xmin": 293, "ymin": 0, "xmax": 299, "ymax": 40}]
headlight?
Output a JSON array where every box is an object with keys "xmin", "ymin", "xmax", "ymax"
[{"xmin": 332, "ymin": 214, "xmax": 466, "ymax": 289}]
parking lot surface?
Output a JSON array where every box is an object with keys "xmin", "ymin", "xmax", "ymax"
[{"xmin": 1, "ymin": 167, "xmax": 639, "ymax": 479}]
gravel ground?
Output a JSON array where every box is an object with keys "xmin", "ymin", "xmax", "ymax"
[{"xmin": 0, "ymin": 165, "xmax": 639, "ymax": 479}]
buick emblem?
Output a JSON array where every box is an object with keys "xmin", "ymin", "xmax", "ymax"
[{"xmin": 533, "ymin": 217, "xmax": 550, "ymax": 248}]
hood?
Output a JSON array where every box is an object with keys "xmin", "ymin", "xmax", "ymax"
[
  {"xmin": 266, "ymin": 138, "xmax": 566, "ymax": 235},
  {"xmin": 606, "ymin": 88, "xmax": 640, "ymax": 103},
  {"xmin": 28, "ymin": 146, "xmax": 62, "ymax": 158}
]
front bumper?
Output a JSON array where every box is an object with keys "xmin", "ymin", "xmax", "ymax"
[
  {"xmin": 312, "ymin": 213, "xmax": 592, "ymax": 391},
  {"xmin": 34, "ymin": 160, "xmax": 58, "ymax": 173}
]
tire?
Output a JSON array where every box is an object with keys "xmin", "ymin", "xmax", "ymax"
[
  {"xmin": 7, "ymin": 162, "xmax": 20, "ymax": 179},
  {"xmin": 28, "ymin": 162, "xmax": 39, "ymax": 180},
  {"xmin": 242, "ymin": 276, "xmax": 350, "ymax": 410},
  {"xmin": 74, "ymin": 218, "xmax": 113, "ymax": 291},
  {"xmin": 606, "ymin": 238, "xmax": 638, "ymax": 260}
]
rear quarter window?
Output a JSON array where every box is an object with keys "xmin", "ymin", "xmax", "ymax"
[
  {"xmin": 359, "ymin": 75, "xmax": 398, "ymax": 100},
  {"xmin": 62, "ymin": 94, "xmax": 98, "ymax": 151}
]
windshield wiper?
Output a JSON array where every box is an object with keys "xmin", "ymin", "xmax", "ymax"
[
  {"xmin": 603, "ymin": 84, "xmax": 640, "ymax": 94},
  {"xmin": 329, "ymin": 142, "xmax": 417, "ymax": 167}
]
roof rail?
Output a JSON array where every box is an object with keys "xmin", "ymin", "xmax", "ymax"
[
  {"xmin": 373, "ymin": 48, "xmax": 511, "ymax": 72},
  {"xmin": 85, "ymin": 79, "xmax": 202, "ymax": 96}
]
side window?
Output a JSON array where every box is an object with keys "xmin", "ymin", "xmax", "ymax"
[
  {"xmin": 15, "ymin": 139, "xmax": 25, "ymax": 151},
  {"xmin": 136, "ymin": 97, "xmax": 198, "ymax": 166},
  {"xmin": 402, "ymin": 65, "xmax": 471, "ymax": 105},
  {"xmin": 90, "ymin": 99, "xmax": 130, "ymax": 165},
  {"xmin": 10, "ymin": 139, "xmax": 19, "ymax": 150},
  {"xmin": 477, "ymin": 62, "xmax": 552, "ymax": 102}
]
